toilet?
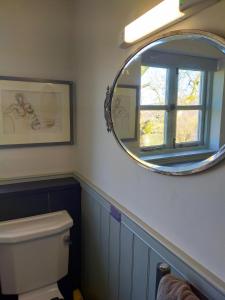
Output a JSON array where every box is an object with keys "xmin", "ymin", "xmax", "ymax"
[{"xmin": 0, "ymin": 210, "xmax": 73, "ymax": 300}]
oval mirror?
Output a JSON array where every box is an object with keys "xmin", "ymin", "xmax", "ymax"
[{"xmin": 105, "ymin": 30, "xmax": 225, "ymax": 175}]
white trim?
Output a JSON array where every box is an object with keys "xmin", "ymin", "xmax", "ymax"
[{"xmin": 0, "ymin": 172, "xmax": 74, "ymax": 185}]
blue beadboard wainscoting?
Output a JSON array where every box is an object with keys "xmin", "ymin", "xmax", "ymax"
[{"xmin": 77, "ymin": 175, "xmax": 225, "ymax": 300}]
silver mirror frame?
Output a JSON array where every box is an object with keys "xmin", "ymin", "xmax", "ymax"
[{"xmin": 104, "ymin": 30, "xmax": 225, "ymax": 175}]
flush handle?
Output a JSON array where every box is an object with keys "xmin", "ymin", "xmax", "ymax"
[{"xmin": 63, "ymin": 235, "xmax": 72, "ymax": 245}]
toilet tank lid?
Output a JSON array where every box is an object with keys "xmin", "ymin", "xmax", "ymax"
[{"xmin": 0, "ymin": 210, "xmax": 73, "ymax": 244}]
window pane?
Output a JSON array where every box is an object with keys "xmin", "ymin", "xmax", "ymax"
[
  {"xmin": 140, "ymin": 110, "xmax": 165, "ymax": 147},
  {"xmin": 141, "ymin": 66, "xmax": 167, "ymax": 105},
  {"xmin": 177, "ymin": 69, "xmax": 202, "ymax": 105},
  {"xmin": 176, "ymin": 110, "xmax": 200, "ymax": 143}
]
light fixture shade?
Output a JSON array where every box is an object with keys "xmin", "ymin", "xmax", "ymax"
[
  {"xmin": 123, "ymin": 0, "xmax": 220, "ymax": 45},
  {"xmin": 124, "ymin": 0, "xmax": 183, "ymax": 44}
]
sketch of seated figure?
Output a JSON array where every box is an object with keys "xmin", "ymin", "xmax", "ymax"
[
  {"xmin": 3, "ymin": 93, "xmax": 41, "ymax": 134},
  {"xmin": 112, "ymin": 96, "xmax": 130, "ymax": 139},
  {"xmin": 3, "ymin": 92, "xmax": 56, "ymax": 135}
]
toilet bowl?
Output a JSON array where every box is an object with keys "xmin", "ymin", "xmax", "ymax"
[{"xmin": 0, "ymin": 211, "xmax": 73, "ymax": 299}]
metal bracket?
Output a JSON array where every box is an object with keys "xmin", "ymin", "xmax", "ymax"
[
  {"xmin": 104, "ymin": 86, "xmax": 113, "ymax": 133},
  {"xmin": 110, "ymin": 205, "xmax": 121, "ymax": 223},
  {"xmin": 179, "ymin": 0, "xmax": 220, "ymax": 11},
  {"xmin": 155, "ymin": 262, "xmax": 171, "ymax": 299}
]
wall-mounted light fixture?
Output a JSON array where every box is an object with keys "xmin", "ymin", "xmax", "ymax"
[{"xmin": 123, "ymin": 0, "xmax": 220, "ymax": 45}]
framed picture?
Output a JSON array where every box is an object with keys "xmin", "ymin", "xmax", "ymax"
[
  {"xmin": 112, "ymin": 84, "xmax": 139, "ymax": 141},
  {"xmin": 0, "ymin": 76, "xmax": 73, "ymax": 148}
]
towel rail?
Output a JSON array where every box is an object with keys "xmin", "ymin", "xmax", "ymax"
[{"xmin": 155, "ymin": 262, "xmax": 209, "ymax": 300}]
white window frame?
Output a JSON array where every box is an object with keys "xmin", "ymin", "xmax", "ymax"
[{"xmin": 140, "ymin": 66, "xmax": 210, "ymax": 154}]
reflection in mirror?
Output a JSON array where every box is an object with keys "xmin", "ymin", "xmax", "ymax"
[{"xmin": 110, "ymin": 32, "xmax": 225, "ymax": 174}]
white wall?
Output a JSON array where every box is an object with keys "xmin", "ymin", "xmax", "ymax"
[
  {"xmin": 72, "ymin": 0, "xmax": 225, "ymax": 281},
  {"xmin": 0, "ymin": 0, "xmax": 74, "ymax": 179}
]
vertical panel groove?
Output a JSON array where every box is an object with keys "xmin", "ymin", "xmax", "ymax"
[
  {"xmin": 107, "ymin": 215, "xmax": 111, "ymax": 297},
  {"xmin": 117, "ymin": 222, "xmax": 122, "ymax": 300},
  {"xmin": 99, "ymin": 206, "xmax": 104, "ymax": 300},
  {"xmin": 130, "ymin": 233, "xmax": 135, "ymax": 300},
  {"xmin": 100, "ymin": 206, "xmax": 102, "ymax": 241},
  {"xmin": 99, "ymin": 205, "xmax": 111, "ymax": 300},
  {"xmin": 146, "ymin": 248, "xmax": 151, "ymax": 300},
  {"xmin": 108, "ymin": 217, "xmax": 121, "ymax": 300}
]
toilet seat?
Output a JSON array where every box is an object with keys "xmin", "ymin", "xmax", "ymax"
[{"xmin": 18, "ymin": 283, "xmax": 63, "ymax": 300}]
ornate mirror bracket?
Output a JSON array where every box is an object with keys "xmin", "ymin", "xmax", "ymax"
[{"xmin": 104, "ymin": 86, "xmax": 113, "ymax": 132}]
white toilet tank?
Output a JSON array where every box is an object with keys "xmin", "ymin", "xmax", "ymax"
[{"xmin": 0, "ymin": 210, "xmax": 73, "ymax": 295}]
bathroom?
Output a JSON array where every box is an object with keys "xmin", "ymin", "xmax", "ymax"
[{"xmin": 0, "ymin": 0, "xmax": 225, "ymax": 299}]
